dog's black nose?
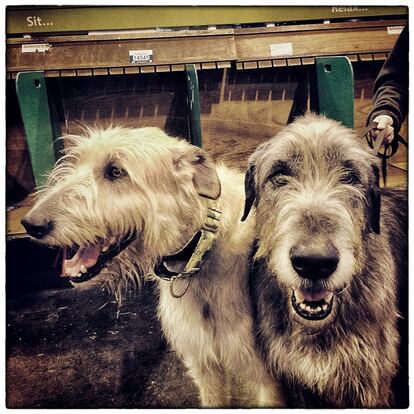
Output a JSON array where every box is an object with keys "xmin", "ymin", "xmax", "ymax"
[
  {"xmin": 290, "ymin": 244, "xmax": 339, "ymax": 280},
  {"xmin": 21, "ymin": 216, "xmax": 53, "ymax": 239}
]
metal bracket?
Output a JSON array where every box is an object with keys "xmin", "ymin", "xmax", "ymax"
[
  {"xmin": 313, "ymin": 57, "xmax": 355, "ymax": 129},
  {"xmin": 15, "ymin": 71, "xmax": 62, "ymax": 188}
]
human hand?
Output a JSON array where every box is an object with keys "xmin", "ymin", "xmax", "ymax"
[{"xmin": 371, "ymin": 115, "xmax": 394, "ymax": 145}]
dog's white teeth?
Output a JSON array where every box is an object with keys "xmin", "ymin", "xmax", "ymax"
[
  {"xmin": 102, "ymin": 246, "xmax": 109, "ymax": 252},
  {"xmin": 77, "ymin": 272, "xmax": 81, "ymax": 277},
  {"xmin": 298, "ymin": 301, "xmax": 328, "ymax": 314},
  {"xmin": 80, "ymin": 265, "xmax": 88, "ymax": 274}
]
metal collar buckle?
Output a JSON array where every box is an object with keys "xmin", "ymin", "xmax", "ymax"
[{"xmin": 170, "ymin": 275, "xmax": 191, "ymax": 298}]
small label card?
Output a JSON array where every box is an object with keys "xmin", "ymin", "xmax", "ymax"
[
  {"xmin": 387, "ymin": 26, "xmax": 404, "ymax": 35},
  {"xmin": 129, "ymin": 49, "xmax": 153, "ymax": 64},
  {"xmin": 270, "ymin": 43, "xmax": 293, "ymax": 57},
  {"xmin": 22, "ymin": 43, "xmax": 51, "ymax": 53}
]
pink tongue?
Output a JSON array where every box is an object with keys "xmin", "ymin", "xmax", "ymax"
[
  {"xmin": 299, "ymin": 289, "xmax": 330, "ymax": 302},
  {"xmin": 61, "ymin": 243, "xmax": 102, "ymax": 277}
]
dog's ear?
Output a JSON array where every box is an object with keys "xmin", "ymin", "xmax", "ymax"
[
  {"xmin": 180, "ymin": 147, "xmax": 221, "ymax": 200},
  {"xmin": 367, "ymin": 164, "xmax": 381, "ymax": 234},
  {"xmin": 241, "ymin": 164, "xmax": 256, "ymax": 221}
]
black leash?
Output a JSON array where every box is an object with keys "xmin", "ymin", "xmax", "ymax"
[{"xmin": 362, "ymin": 121, "xmax": 408, "ymax": 187}]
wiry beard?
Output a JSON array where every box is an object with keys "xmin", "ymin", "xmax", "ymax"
[{"xmin": 82, "ymin": 242, "xmax": 154, "ymax": 306}]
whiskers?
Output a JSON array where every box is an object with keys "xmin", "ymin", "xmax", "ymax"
[{"xmin": 333, "ymin": 284, "xmax": 350, "ymax": 296}]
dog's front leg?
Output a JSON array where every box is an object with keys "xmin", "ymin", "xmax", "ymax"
[
  {"xmin": 242, "ymin": 356, "xmax": 286, "ymax": 407},
  {"xmin": 187, "ymin": 361, "xmax": 230, "ymax": 408},
  {"xmin": 244, "ymin": 366, "xmax": 286, "ymax": 407},
  {"xmin": 256, "ymin": 380, "xmax": 286, "ymax": 408}
]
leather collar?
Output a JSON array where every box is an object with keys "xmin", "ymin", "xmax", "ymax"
[{"xmin": 153, "ymin": 197, "xmax": 222, "ymax": 283}]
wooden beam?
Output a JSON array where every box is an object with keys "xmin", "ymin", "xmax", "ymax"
[
  {"xmin": 201, "ymin": 62, "xmax": 217, "ymax": 70},
  {"xmin": 287, "ymin": 58, "xmax": 301, "ymax": 66},
  {"xmin": 258, "ymin": 60, "xmax": 272, "ymax": 68},
  {"xmin": 359, "ymin": 53, "xmax": 374, "ymax": 61},
  {"xmin": 301, "ymin": 57, "xmax": 315, "ymax": 65},
  {"xmin": 139, "ymin": 66, "xmax": 155, "ymax": 73},
  {"xmin": 373, "ymin": 52, "xmax": 387, "ymax": 60},
  {"xmin": 7, "ymin": 32, "xmax": 237, "ymax": 73},
  {"xmin": 235, "ymin": 22, "xmax": 403, "ymax": 62},
  {"xmin": 217, "ymin": 61, "xmax": 231, "ymax": 69},
  {"xmin": 92, "ymin": 68, "xmax": 109, "ymax": 76},
  {"xmin": 45, "ymin": 70, "xmax": 60, "ymax": 77},
  {"xmin": 155, "ymin": 65, "xmax": 171, "ymax": 72},
  {"xmin": 243, "ymin": 61, "xmax": 258, "ymax": 70},
  {"xmin": 109, "ymin": 67, "xmax": 124, "ymax": 75},
  {"xmin": 60, "ymin": 69, "xmax": 76, "ymax": 77}
]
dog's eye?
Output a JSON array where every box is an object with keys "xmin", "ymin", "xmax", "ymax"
[
  {"xmin": 105, "ymin": 165, "xmax": 126, "ymax": 180},
  {"xmin": 269, "ymin": 170, "xmax": 290, "ymax": 187},
  {"xmin": 340, "ymin": 170, "xmax": 360, "ymax": 185}
]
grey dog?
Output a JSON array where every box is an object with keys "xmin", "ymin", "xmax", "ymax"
[
  {"xmin": 242, "ymin": 114, "xmax": 407, "ymax": 408},
  {"xmin": 20, "ymin": 126, "xmax": 283, "ymax": 407}
]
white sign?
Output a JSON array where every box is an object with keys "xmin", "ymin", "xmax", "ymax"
[
  {"xmin": 270, "ymin": 43, "xmax": 293, "ymax": 57},
  {"xmin": 21, "ymin": 43, "xmax": 51, "ymax": 53},
  {"xmin": 387, "ymin": 26, "xmax": 404, "ymax": 35},
  {"xmin": 129, "ymin": 49, "xmax": 153, "ymax": 63}
]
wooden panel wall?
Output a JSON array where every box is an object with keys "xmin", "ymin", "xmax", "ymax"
[{"xmin": 6, "ymin": 61, "xmax": 407, "ymax": 202}]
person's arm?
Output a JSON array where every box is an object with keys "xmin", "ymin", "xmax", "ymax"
[{"xmin": 367, "ymin": 26, "xmax": 408, "ymax": 143}]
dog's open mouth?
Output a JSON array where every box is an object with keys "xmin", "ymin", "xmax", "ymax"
[
  {"xmin": 61, "ymin": 233, "xmax": 136, "ymax": 283},
  {"xmin": 291, "ymin": 288, "xmax": 334, "ymax": 320}
]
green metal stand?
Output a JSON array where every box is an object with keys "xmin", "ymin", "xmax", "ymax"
[
  {"xmin": 15, "ymin": 67, "xmax": 203, "ymax": 190},
  {"xmin": 185, "ymin": 64, "xmax": 203, "ymax": 147},
  {"xmin": 15, "ymin": 71, "xmax": 61, "ymax": 188},
  {"xmin": 314, "ymin": 57, "xmax": 354, "ymax": 129}
]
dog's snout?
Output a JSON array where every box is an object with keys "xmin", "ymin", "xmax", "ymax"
[
  {"xmin": 21, "ymin": 215, "xmax": 53, "ymax": 239},
  {"xmin": 290, "ymin": 244, "xmax": 339, "ymax": 280}
]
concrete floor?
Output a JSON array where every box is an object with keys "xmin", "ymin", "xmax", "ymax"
[
  {"xmin": 6, "ymin": 276, "xmax": 199, "ymax": 408},
  {"xmin": 6, "ymin": 233, "xmax": 408, "ymax": 408}
]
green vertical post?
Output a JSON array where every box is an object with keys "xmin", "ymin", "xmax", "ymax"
[
  {"xmin": 315, "ymin": 57, "xmax": 354, "ymax": 129},
  {"xmin": 15, "ymin": 71, "xmax": 61, "ymax": 188},
  {"xmin": 185, "ymin": 64, "xmax": 202, "ymax": 147}
]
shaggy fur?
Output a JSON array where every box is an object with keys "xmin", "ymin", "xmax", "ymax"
[
  {"xmin": 242, "ymin": 114, "xmax": 407, "ymax": 408},
  {"xmin": 21, "ymin": 126, "xmax": 283, "ymax": 408}
]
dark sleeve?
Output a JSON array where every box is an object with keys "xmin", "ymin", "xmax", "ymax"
[{"xmin": 367, "ymin": 26, "xmax": 408, "ymax": 133}]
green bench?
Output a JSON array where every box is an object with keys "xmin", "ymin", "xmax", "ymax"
[{"xmin": 15, "ymin": 57, "xmax": 354, "ymax": 188}]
